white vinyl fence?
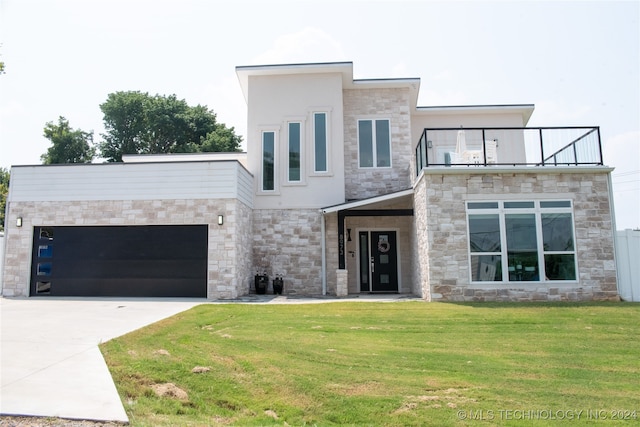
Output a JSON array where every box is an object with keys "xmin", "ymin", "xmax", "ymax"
[
  {"xmin": 616, "ymin": 229, "xmax": 640, "ymax": 302},
  {"xmin": 0, "ymin": 232, "xmax": 4, "ymax": 293}
]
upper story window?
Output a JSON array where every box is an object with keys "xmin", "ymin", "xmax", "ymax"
[
  {"xmin": 288, "ymin": 122, "xmax": 301, "ymax": 182},
  {"xmin": 358, "ymin": 119, "xmax": 391, "ymax": 168},
  {"xmin": 262, "ymin": 131, "xmax": 276, "ymax": 191},
  {"xmin": 467, "ymin": 200, "xmax": 576, "ymax": 283},
  {"xmin": 314, "ymin": 112, "xmax": 328, "ymax": 173}
]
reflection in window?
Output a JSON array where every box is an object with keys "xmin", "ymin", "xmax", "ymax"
[
  {"xmin": 262, "ymin": 131, "xmax": 275, "ymax": 191},
  {"xmin": 471, "ymin": 255, "xmax": 503, "ymax": 281},
  {"xmin": 37, "ymin": 262, "xmax": 52, "ymax": 276},
  {"xmin": 469, "ymin": 214, "xmax": 501, "ymax": 252},
  {"xmin": 38, "ymin": 245, "xmax": 53, "ymax": 258},
  {"xmin": 288, "ymin": 122, "xmax": 301, "ymax": 182},
  {"xmin": 358, "ymin": 119, "xmax": 391, "ymax": 168},
  {"xmin": 545, "ymin": 254, "xmax": 576, "ymax": 280},
  {"xmin": 314, "ymin": 113, "xmax": 327, "ymax": 172},
  {"xmin": 506, "ymin": 214, "xmax": 539, "ymax": 281},
  {"xmin": 467, "ymin": 201, "xmax": 576, "ymax": 282},
  {"xmin": 36, "ymin": 282, "xmax": 51, "ymax": 294},
  {"xmin": 40, "ymin": 227, "xmax": 54, "ymax": 240},
  {"xmin": 542, "ymin": 214, "xmax": 574, "ymax": 251},
  {"xmin": 542, "ymin": 213, "xmax": 576, "ymax": 280}
]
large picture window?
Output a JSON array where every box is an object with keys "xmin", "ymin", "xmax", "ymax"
[
  {"xmin": 467, "ymin": 200, "xmax": 576, "ymax": 282},
  {"xmin": 358, "ymin": 119, "xmax": 391, "ymax": 168},
  {"xmin": 262, "ymin": 131, "xmax": 275, "ymax": 191}
]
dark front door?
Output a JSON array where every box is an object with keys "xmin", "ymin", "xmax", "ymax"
[{"xmin": 359, "ymin": 230, "xmax": 398, "ymax": 293}]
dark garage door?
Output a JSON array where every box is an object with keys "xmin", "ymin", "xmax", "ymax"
[{"xmin": 31, "ymin": 225, "xmax": 208, "ymax": 297}]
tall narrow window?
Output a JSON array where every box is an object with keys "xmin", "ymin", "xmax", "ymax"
[
  {"xmin": 468, "ymin": 214, "xmax": 502, "ymax": 281},
  {"xmin": 314, "ymin": 113, "xmax": 327, "ymax": 172},
  {"xmin": 542, "ymin": 213, "xmax": 576, "ymax": 280},
  {"xmin": 262, "ymin": 131, "xmax": 275, "ymax": 191},
  {"xmin": 505, "ymin": 214, "xmax": 539, "ymax": 281},
  {"xmin": 358, "ymin": 119, "xmax": 391, "ymax": 168},
  {"xmin": 288, "ymin": 122, "xmax": 301, "ymax": 182}
]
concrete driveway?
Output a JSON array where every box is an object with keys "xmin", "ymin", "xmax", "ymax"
[{"xmin": 0, "ymin": 297, "xmax": 205, "ymax": 422}]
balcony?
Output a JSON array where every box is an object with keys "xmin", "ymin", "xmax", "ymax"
[{"xmin": 415, "ymin": 127, "xmax": 603, "ymax": 175}]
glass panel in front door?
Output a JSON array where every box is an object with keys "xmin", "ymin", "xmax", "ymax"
[{"xmin": 359, "ymin": 232, "xmax": 370, "ymax": 292}]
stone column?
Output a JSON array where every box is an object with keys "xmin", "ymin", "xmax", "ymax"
[{"xmin": 336, "ymin": 269, "xmax": 348, "ymax": 296}]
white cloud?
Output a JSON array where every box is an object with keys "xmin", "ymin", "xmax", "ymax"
[{"xmin": 251, "ymin": 27, "xmax": 347, "ymax": 65}]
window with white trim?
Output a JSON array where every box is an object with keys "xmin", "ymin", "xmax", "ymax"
[
  {"xmin": 313, "ymin": 112, "xmax": 328, "ymax": 173},
  {"xmin": 467, "ymin": 200, "xmax": 576, "ymax": 282},
  {"xmin": 358, "ymin": 119, "xmax": 391, "ymax": 168},
  {"xmin": 262, "ymin": 131, "xmax": 276, "ymax": 191},
  {"xmin": 288, "ymin": 122, "xmax": 301, "ymax": 182}
]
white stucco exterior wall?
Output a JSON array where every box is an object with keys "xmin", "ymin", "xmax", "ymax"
[{"xmin": 244, "ymin": 72, "xmax": 346, "ymax": 210}]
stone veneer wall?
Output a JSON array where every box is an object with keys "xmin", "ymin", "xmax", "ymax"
[
  {"xmin": 343, "ymin": 88, "xmax": 413, "ymax": 200},
  {"xmin": 252, "ymin": 209, "xmax": 324, "ymax": 295},
  {"xmin": 412, "ymin": 176, "xmax": 430, "ymax": 299},
  {"xmin": 415, "ymin": 170, "xmax": 618, "ymax": 302},
  {"xmin": 2, "ymin": 199, "xmax": 252, "ymax": 299}
]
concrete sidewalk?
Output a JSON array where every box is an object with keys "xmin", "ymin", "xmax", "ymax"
[
  {"xmin": 0, "ymin": 298, "xmax": 205, "ymax": 422},
  {"xmin": 0, "ymin": 294, "xmax": 418, "ymax": 422}
]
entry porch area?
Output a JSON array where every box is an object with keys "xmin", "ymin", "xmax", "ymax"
[{"xmin": 322, "ymin": 189, "xmax": 415, "ymax": 296}]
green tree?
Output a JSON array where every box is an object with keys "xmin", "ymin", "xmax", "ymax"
[
  {"xmin": 194, "ymin": 124, "xmax": 243, "ymax": 153},
  {"xmin": 0, "ymin": 167, "xmax": 9, "ymax": 231},
  {"xmin": 99, "ymin": 91, "xmax": 148, "ymax": 162},
  {"xmin": 40, "ymin": 117, "xmax": 95, "ymax": 164},
  {"xmin": 99, "ymin": 91, "xmax": 241, "ymax": 162}
]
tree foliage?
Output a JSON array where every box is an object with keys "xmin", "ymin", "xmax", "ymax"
[
  {"xmin": 40, "ymin": 117, "xmax": 95, "ymax": 164},
  {"xmin": 0, "ymin": 167, "xmax": 9, "ymax": 231},
  {"xmin": 99, "ymin": 91, "xmax": 242, "ymax": 162}
]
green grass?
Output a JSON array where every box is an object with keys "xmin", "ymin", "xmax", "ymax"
[{"xmin": 100, "ymin": 302, "xmax": 640, "ymax": 426}]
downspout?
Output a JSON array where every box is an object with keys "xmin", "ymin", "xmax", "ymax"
[{"xmin": 320, "ymin": 210, "xmax": 327, "ymax": 295}]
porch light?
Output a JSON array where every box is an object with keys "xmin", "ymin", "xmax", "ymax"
[
  {"xmin": 427, "ymin": 140, "xmax": 433, "ymax": 148},
  {"xmin": 16, "ymin": 217, "xmax": 22, "ymax": 227},
  {"xmin": 217, "ymin": 215, "xmax": 224, "ymax": 226}
]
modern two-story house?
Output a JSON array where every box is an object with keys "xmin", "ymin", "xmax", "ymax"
[{"xmin": 1, "ymin": 62, "xmax": 619, "ymax": 301}]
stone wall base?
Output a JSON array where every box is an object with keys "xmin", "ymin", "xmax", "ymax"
[
  {"xmin": 432, "ymin": 285, "xmax": 620, "ymax": 302},
  {"xmin": 336, "ymin": 269, "xmax": 348, "ymax": 296}
]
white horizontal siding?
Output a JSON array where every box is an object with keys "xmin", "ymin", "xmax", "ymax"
[
  {"xmin": 9, "ymin": 161, "xmax": 255, "ymax": 205},
  {"xmin": 237, "ymin": 166, "xmax": 254, "ymax": 207}
]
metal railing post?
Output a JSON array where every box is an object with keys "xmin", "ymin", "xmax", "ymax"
[
  {"xmin": 482, "ymin": 129, "xmax": 487, "ymax": 165},
  {"xmin": 596, "ymin": 127, "xmax": 603, "ymax": 165},
  {"xmin": 539, "ymin": 128, "xmax": 545, "ymax": 166}
]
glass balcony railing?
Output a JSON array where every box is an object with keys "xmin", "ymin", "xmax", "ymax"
[{"xmin": 415, "ymin": 127, "xmax": 602, "ymax": 175}]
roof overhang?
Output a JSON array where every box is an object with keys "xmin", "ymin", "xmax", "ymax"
[
  {"xmin": 415, "ymin": 104, "xmax": 535, "ymax": 126},
  {"xmin": 235, "ymin": 61, "xmax": 421, "ymax": 107},
  {"xmin": 236, "ymin": 62, "xmax": 354, "ymax": 103},
  {"xmin": 321, "ymin": 188, "xmax": 414, "ymax": 214}
]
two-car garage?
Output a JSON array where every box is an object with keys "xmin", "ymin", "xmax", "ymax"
[
  {"xmin": 31, "ymin": 225, "xmax": 208, "ymax": 298},
  {"xmin": 2, "ymin": 158, "xmax": 254, "ymax": 300}
]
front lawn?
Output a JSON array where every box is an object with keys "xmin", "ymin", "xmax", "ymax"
[{"xmin": 100, "ymin": 302, "xmax": 640, "ymax": 426}]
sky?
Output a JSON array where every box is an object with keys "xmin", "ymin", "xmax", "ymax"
[{"xmin": 0, "ymin": 0, "xmax": 638, "ymax": 229}]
